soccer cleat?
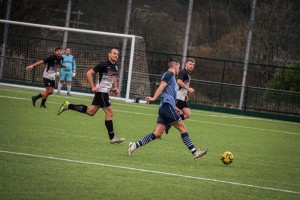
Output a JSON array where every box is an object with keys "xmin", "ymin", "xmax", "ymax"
[
  {"xmin": 110, "ymin": 136, "xmax": 125, "ymax": 144},
  {"xmin": 40, "ymin": 105, "xmax": 46, "ymax": 108},
  {"xmin": 57, "ymin": 101, "xmax": 70, "ymax": 116},
  {"xmin": 67, "ymin": 92, "xmax": 71, "ymax": 96},
  {"xmin": 32, "ymin": 96, "xmax": 37, "ymax": 107},
  {"xmin": 165, "ymin": 124, "xmax": 172, "ymax": 134},
  {"xmin": 128, "ymin": 142, "xmax": 136, "ymax": 156},
  {"xmin": 193, "ymin": 149, "xmax": 208, "ymax": 160}
]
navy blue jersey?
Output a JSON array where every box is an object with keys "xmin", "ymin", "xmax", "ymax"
[
  {"xmin": 160, "ymin": 71, "xmax": 178, "ymax": 108},
  {"xmin": 93, "ymin": 60, "xmax": 119, "ymax": 93}
]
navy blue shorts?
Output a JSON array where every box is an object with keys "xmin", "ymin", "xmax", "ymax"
[
  {"xmin": 157, "ymin": 103, "xmax": 181, "ymax": 126},
  {"xmin": 92, "ymin": 92, "xmax": 111, "ymax": 108}
]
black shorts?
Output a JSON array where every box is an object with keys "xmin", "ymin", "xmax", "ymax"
[
  {"xmin": 43, "ymin": 78, "xmax": 55, "ymax": 88},
  {"xmin": 176, "ymin": 99, "xmax": 189, "ymax": 110},
  {"xmin": 92, "ymin": 92, "xmax": 111, "ymax": 108}
]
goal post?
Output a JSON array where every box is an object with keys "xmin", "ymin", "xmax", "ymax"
[{"xmin": 0, "ymin": 19, "xmax": 150, "ymax": 102}]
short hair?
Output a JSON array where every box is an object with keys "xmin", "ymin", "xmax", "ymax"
[
  {"xmin": 65, "ymin": 47, "xmax": 71, "ymax": 50},
  {"xmin": 108, "ymin": 47, "xmax": 119, "ymax": 53},
  {"xmin": 55, "ymin": 47, "xmax": 62, "ymax": 51},
  {"xmin": 168, "ymin": 58, "xmax": 180, "ymax": 68},
  {"xmin": 186, "ymin": 58, "xmax": 195, "ymax": 63}
]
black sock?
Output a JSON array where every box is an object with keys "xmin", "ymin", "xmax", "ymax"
[
  {"xmin": 68, "ymin": 104, "xmax": 87, "ymax": 113},
  {"xmin": 35, "ymin": 93, "xmax": 43, "ymax": 100},
  {"xmin": 41, "ymin": 99, "xmax": 46, "ymax": 106},
  {"xmin": 105, "ymin": 120, "xmax": 114, "ymax": 140},
  {"xmin": 180, "ymin": 114, "xmax": 185, "ymax": 120}
]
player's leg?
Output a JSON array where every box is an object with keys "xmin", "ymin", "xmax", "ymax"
[
  {"xmin": 57, "ymin": 73, "xmax": 66, "ymax": 94},
  {"xmin": 102, "ymin": 102, "xmax": 125, "ymax": 143},
  {"xmin": 128, "ymin": 124, "xmax": 164, "ymax": 156},
  {"xmin": 65, "ymin": 72, "xmax": 72, "ymax": 96},
  {"xmin": 181, "ymin": 107, "xmax": 191, "ymax": 120},
  {"xmin": 35, "ymin": 78, "xmax": 54, "ymax": 108},
  {"xmin": 173, "ymin": 120, "xmax": 208, "ymax": 160},
  {"xmin": 57, "ymin": 92, "xmax": 99, "ymax": 116}
]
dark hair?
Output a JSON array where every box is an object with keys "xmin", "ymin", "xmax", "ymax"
[
  {"xmin": 168, "ymin": 58, "xmax": 180, "ymax": 68},
  {"xmin": 55, "ymin": 47, "xmax": 62, "ymax": 51}
]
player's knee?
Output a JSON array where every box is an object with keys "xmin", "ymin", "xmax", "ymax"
[
  {"xmin": 185, "ymin": 113, "xmax": 191, "ymax": 119},
  {"xmin": 106, "ymin": 112, "xmax": 113, "ymax": 119},
  {"xmin": 46, "ymin": 89, "xmax": 53, "ymax": 95}
]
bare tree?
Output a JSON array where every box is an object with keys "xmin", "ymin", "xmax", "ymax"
[{"xmin": 251, "ymin": 0, "xmax": 300, "ymax": 65}]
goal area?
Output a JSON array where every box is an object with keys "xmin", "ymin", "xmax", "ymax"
[{"xmin": 0, "ymin": 20, "xmax": 150, "ymax": 102}]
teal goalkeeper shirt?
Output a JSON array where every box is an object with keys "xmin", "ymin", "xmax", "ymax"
[{"xmin": 61, "ymin": 54, "xmax": 76, "ymax": 72}]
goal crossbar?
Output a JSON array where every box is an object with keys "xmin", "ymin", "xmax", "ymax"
[{"xmin": 0, "ymin": 19, "xmax": 143, "ymax": 102}]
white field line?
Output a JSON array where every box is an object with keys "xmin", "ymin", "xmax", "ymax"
[
  {"xmin": 1, "ymin": 85, "xmax": 299, "ymax": 125},
  {"xmin": 0, "ymin": 150, "xmax": 299, "ymax": 194},
  {"xmin": 0, "ymin": 94, "xmax": 299, "ymax": 136}
]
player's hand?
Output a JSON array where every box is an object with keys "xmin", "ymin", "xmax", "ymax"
[
  {"xmin": 185, "ymin": 95, "xmax": 189, "ymax": 101},
  {"xmin": 113, "ymin": 88, "xmax": 119, "ymax": 95},
  {"xmin": 56, "ymin": 71, "xmax": 60, "ymax": 76},
  {"xmin": 26, "ymin": 65, "xmax": 33, "ymax": 70},
  {"xmin": 145, "ymin": 97, "xmax": 154, "ymax": 103},
  {"xmin": 92, "ymin": 87, "xmax": 99, "ymax": 93},
  {"xmin": 72, "ymin": 72, "xmax": 76, "ymax": 77},
  {"xmin": 176, "ymin": 108, "xmax": 183, "ymax": 115},
  {"xmin": 188, "ymin": 87, "xmax": 195, "ymax": 93}
]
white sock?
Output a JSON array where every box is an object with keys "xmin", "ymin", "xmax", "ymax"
[
  {"xmin": 67, "ymin": 85, "xmax": 71, "ymax": 93},
  {"xmin": 58, "ymin": 83, "xmax": 62, "ymax": 91}
]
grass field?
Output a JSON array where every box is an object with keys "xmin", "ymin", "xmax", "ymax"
[{"xmin": 1, "ymin": 85, "xmax": 300, "ymax": 200}]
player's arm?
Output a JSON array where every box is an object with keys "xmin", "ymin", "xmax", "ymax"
[
  {"xmin": 26, "ymin": 60, "xmax": 44, "ymax": 70},
  {"xmin": 112, "ymin": 76, "xmax": 119, "ymax": 95},
  {"xmin": 87, "ymin": 68, "xmax": 98, "ymax": 93},
  {"xmin": 72, "ymin": 57, "xmax": 76, "ymax": 77},
  {"xmin": 146, "ymin": 81, "xmax": 167, "ymax": 103},
  {"xmin": 177, "ymin": 79, "xmax": 194, "ymax": 93}
]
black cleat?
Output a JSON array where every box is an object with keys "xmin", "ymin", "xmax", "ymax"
[{"xmin": 32, "ymin": 96, "xmax": 37, "ymax": 107}]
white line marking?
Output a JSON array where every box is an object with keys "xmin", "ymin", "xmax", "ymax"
[
  {"xmin": 114, "ymin": 109, "xmax": 300, "ymax": 136},
  {"xmin": 0, "ymin": 94, "xmax": 299, "ymax": 136},
  {"xmin": 1, "ymin": 150, "xmax": 299, "ymax": 194}
]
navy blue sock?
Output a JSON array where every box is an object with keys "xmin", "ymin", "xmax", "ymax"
[
  {"xmin": 181, "ymin": 132, "xmax": 196, "ymax": 154},
  {"xmin": 136, "ymin": 133, "xmax": 156, "ymax": 148}
]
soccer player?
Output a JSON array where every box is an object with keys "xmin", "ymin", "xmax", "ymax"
[
  {"xmin": 57, "ymin": 48, "xmax": 125, "ymax": 144},
  {"xmin": 26, "ymin": 47, "xmax": 66, "ymax": 108},
  {"xmin": 165, "ymin": 58, "xmax": 196, "ymax": 134},
  {"xmin": 56, "ymin": 47, "xmax": 76, "ymax": 96},
  {"xmin": 128, "ymin": 59, "xmax": 208, "ymax": 160}
]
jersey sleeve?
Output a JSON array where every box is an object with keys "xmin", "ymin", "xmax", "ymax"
[
  {"xmin": 43, "ymin": 55, "xmax": 53, "ymax": 64},
  {"xmin": 161, "ymin": 71, "xmax": 173, "ymax": 84},
  {"xmin": 93, "ymin": 62, "xmax": 106, "ymax": 73},
  {"xmin": 72, "ymin": 56, "xmax": 76, "ymax": 71},
  {"xmin": 177, "ymin": 70, "xmax": 187, "ymax": 81}
]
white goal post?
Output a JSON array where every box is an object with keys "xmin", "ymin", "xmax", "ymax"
[{"xmin": 0, "ymin": 19, "xmax": 150, "ymax": 103}]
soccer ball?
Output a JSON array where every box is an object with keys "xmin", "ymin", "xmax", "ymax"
[{"xmin": 221, "ymin": 151, "xmax": 234, "ymax": 165}]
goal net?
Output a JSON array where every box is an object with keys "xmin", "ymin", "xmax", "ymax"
[{"xmin": 0, "ymin": 20, "xmax": 150, "ymax": 102}]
